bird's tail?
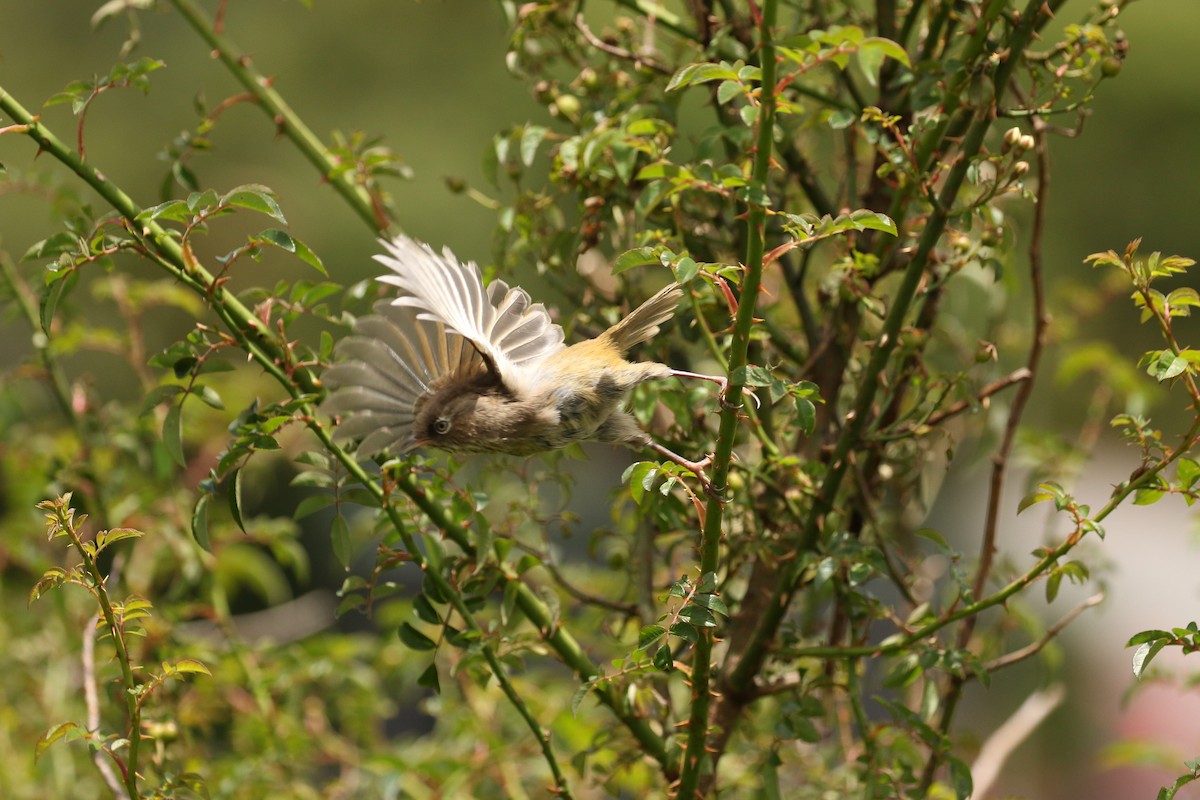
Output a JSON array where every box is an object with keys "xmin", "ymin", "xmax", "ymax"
[{"xmin": 603, "ymin": 283, "xmax": 683, "ymax": 353}]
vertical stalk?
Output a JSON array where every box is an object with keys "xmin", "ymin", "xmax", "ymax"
[{"xmin": 676, "ymin": 0, "xmax": 778, "ymax": 796}]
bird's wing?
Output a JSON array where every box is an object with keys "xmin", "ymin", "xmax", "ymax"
[
  {"xmin": 321, "ymin": 300, "xmax": 489, "ymax": 455},
  {"xmin": 373, "ymin": 236, "xmax": 565, "ymax": 384}
]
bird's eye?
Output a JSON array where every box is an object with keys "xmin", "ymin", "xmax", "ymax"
[{"xmin": 432, "ymin": 417, "xmax": 452, "ymax": 435}]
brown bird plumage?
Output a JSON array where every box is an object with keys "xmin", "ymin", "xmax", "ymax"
[{"xmin": 322, "ymin": 236, "xmax": 717, "ymax": 475}]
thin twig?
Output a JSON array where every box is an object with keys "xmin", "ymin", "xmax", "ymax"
[
  {"xmin": 83, "ymin": 612, "xmax": 130, "ymax": 800},
  {"xmin": 970, "ymin": 118, "xmax": 1051, "ymax": 606},
  {"xmin": 970, "ymin": 684, "xmax": 1066, "ymax": 798},
  {"xmin": 575, "ymin": 14, "xmax": 671, "ymax": 74},
  {"xmin": 924, "ymin": 368, "xmax": 1033, "ymax": 427},
  {"xmin": 983, "ymin": 592, "xmax": 1104, "ymax": 673}
]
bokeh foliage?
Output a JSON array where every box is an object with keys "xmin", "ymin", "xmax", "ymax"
[{"xmin": 1, "ymin": 1, "xmax": 1198, "ymax": 798}]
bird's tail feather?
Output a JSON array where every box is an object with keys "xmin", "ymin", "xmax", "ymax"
[{"xmin": 604, "ymin": 284, "xmax": 683, "ymax": 352}]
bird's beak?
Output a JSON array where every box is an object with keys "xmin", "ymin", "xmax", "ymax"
[{"xmin": 399, "ymin": 431, "xmax": 427, "ymax": 453}]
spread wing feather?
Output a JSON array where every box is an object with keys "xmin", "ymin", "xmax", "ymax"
[
  {"xmin": 374, "ymin": 236, "xmax": 565, "ymax": 384},
  {"xmin": 321, "ymin": 299, "xmax": 488, "ymax": 455}
]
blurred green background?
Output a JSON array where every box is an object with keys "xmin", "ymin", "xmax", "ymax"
[{"xmin": 2, "ymin": 1, "xmax": 1200, "ymax": 798}]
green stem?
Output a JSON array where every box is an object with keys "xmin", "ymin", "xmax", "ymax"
[
  {"xmin": 676, "ymin": 1, "xmax": 778, "ymax": 796},
  {"xmin": 725, "ymin": 105, "xmax": 993, "ymax": 695},
  {"xmin": 0, "ymin": 84, "xmax": 662, "ymax": 781},
  {"xmin": 165, "ymin": 0, "xmax": 388, "ymax": 233},
  {"xmin": 53, "ymin": 499, "xmax": 142, "ymax": 798},
  {"xmin": 776, "ymin": 419, "xmax": 1200, "ymax": 662}
]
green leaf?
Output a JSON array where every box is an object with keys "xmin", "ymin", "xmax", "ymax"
[
  {"xmin": 168, "ymin": 658, "xmax": 212, "ymax": 676},
  {"xmin": 638, "ymin": 624, "xmax": 667, "ymax": 651},
  {"xmin": 258, "ymin": 228, "xmax": 297, "ymax": 253},
  {"xmin": 1132, "ymin": 639, "xmax": 1168, "ymax": 679},
  {"xmin": 1134, "ymin": 487, "xmax": 1165, "ymax": 506},
  {"xmin": 613, "ymin": 247, "xmax": 658, "ymax": 275},
  {"xmin": 414, "ymin": 593, "xmax": 442, "ymax": 625},
  {"xmin": 652, "ymin": 644, "xmax": 674, "ymax": 671},
  {"xmin": 163, "ymin": 403, "xmax": 185, "ymax": 466},
  {"xmin": 669, "ymin": 621, "xmax": 699, "ymax": 643},
  {"xmin": 223, "ymin": 185, "xmax": 286, "ymax": 223},
  {"xmin": 331, "ymin": 512, "xmax": 351, "ymax": 568},
  {"xmin": 417, "ymin": 662, "xmax": 440, "ymax": 694},
  {"xmin": 795, "ymin": 397, "xmax": 816, "ymax": 435},
  {"xmin": 666, "ymin": 61, "xmax": 740, "ymax": 92},
  {"xmin": 40, "ymin": 269, "xmax": 77, "ymax": 335},
  {"xmin": 847, "ymin": 209, "xmax": 897, "ymax": 235},
  {"xmin": 1126, "ymin": 629, "xmax": 1173, "ymax": 647},
  {"xmin": 35, "ymin": 722, "xmax": 79, "ymax": 762},
  {"xmin": 716, "ymin": 79, "xmax": 742, "ymax": 104},
  {"xmin": 622, "ymin": 461, "xmax": 659, "ymax": 504},
  {"xmin": 518, "ymin": 124, "xmax": 547, "ymax": 166},
  {"xmin": 946, "ymin": 754, "xmax": 974, "ymax": 800},
  {"xmin": 194, "ymin": 384, "xmax": 224, "ymax": 410},
  {"xmin": 1018, "ymin": 483, "xmax": 1060, "ymax": 513},
  {"xmin": 1045, "ymin": 569, "xmax": 1063, "ymax": 603},
  {"xmin": 191, "ymin": 493, "xmax": 211, "ymax": 551},
  {"xmin": 731, "ymin": 364, "xmax": 773, "ymax": 387},
  {"xmin": 398, "ymin": 622, "xmax": 438, "ymax": 651},
  {"xmin": 227, "ymin": 468, "xmax": 246, "ymax": 533}
]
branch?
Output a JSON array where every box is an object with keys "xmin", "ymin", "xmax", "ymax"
[
  {"xmin": 0, "ymin": 82, "xmax": 667, "ymax": 782},
  {"xmin": 970, "ymin": 684, "xmax": 1066, "ymax": 798},
  {"xmin": 165, "ymin": 0, "xmax": 390, "ymax": 233},
  {"xmin": 677, "ymin": 0, "xmax": 779, "ymax": 794},
  {"xmin": 983, "ymin": 592, "xmax": 1104, "ymax": 673}
]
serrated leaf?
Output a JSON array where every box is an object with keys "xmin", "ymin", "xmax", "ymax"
[
  {"xmin": 666, "ymin": 62, "xmax": 740, "ymax": 92},
  {"xmin": 623, "ymin": 461, "xmax": 658, "ymax": 504},
  {"xmin": 669, "ymin": 621, "xmax": 699, "ymax": 643},
  {"xmin": 613, "ymin": 247, "xmax": 658, "ymax": 275},
  {"xmin": 570, "ymin": 681, "xmax": 597, "ymax": 717},
  {"xmin": 795, "ymin": 397, "xmax": 816, "ymax": 435},
  {"xmin": 414, "ymin": 593, "xmax": 441, "ymax": 624},
  {"xmin": 223, "ymin": 186, "xmax": 286, "ymax": 223},
  {"xmin": 1018, "ymin": 486, "xmax": 1056, "ymax": 513},
  {"xmin": 194, "ymin": 384, "xmax": 224, "ymax": 410},
  {"xmin": 258, "ymin": 228, "xmax": 296, "ymax": 253},
  {"xmin": 638, "ymin": 624, "xmax": 667, "ymax": 651}
]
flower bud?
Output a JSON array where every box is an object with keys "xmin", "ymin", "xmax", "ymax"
[{"xmin": 1002, "ymin": 126, "xmax": 1023, "ymax": 152}]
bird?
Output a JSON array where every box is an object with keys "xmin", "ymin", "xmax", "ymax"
[{"xmin": 321, "ymin": 236, "xmax": 727, "ymax": 484}]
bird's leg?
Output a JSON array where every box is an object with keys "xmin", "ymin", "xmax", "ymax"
[
  {"xmin": 648, "ymin": 440, "xmax": 717, "ymax": 494},
  {"xmin": 671, "ymin": 369, "xmax": 760, "ymax": 409}
]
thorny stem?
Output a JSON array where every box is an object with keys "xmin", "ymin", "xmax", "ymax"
[
  {"xmin": 0, "ymin": 84, "xmax": 653, "ymax": 790},
  {"xmin": 676, "ymin": 0, "xmax": 778, "ymax": 796},
  {"xmin": 41, "ymin": 497, "xmax": 142, "ymax": 799},
  {"xmin": 166, "ymin": 0, "xmax": 389, "ymax": 233}
]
